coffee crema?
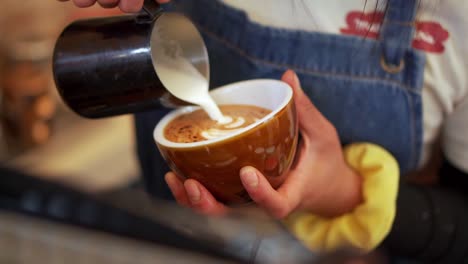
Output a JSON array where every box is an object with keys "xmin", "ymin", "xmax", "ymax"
[{"xmin": 164, "ymin": 104, "xmax": 271, "ymax": 143}]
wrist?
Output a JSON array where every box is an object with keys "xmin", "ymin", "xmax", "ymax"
[
  {"xmin": 336, "ymin": 165, "xmax": 363, "ymax": 214},
  {"xmin": 324, "ymin": 164, "xmax": 363, "ymax": 217},
  {"xmin": 308, "ymin": 162, "xmax": 363, "ymax": 217}
]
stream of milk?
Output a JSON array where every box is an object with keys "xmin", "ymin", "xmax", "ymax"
[{"xmin": 156, "ymin": 53, "xmax": 233, "ymax": 124}]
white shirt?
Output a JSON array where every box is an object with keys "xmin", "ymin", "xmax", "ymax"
[{"xmin": 222, "ymin": 0, "xmax": 468, "ymax": 173}]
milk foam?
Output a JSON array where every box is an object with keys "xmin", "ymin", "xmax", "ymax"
[
  {"xmin": 201, "ymin": 117, "xmax": 246, "ymax": 140},
  {"xmin": 224, "ymin": 117, "xmax": 245, "ymax": 128}
]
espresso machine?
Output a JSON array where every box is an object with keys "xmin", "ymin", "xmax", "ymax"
[{"xmin": 1, "ymin": 1, "xmax": 376, "ymax": 263}]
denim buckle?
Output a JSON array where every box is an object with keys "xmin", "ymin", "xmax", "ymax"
[{"xmin": 380, "ymin": 55, "xmax": 405, "ymax": 74}]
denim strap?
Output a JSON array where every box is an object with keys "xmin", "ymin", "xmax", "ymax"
[{"xmin": 380, "ymin": 0, "xmax": 418, "ymax": 69}]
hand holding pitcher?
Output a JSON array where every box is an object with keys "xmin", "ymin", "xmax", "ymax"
[{"xmin": 62, "ymin": 0, "xmax": 170, "ymax": 12}]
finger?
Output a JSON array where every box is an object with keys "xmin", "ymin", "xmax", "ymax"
[
  {"xmin": 281, "ymin": 70, "xmax": 327, "ymax": 136},
  {"xmin": 165, "ymin": 172, "xmax": 190, "ymax": 207},
  {"xmin": 73, "ymin": 0, "xmax": 96, "ymax": 7},
  {"xmin": 184, "ymin": 179, "xmax": 227, "ymax": 216},
  {"xmin": 240, "ymin": 166, "xmax": 300, "ymax": 219},
  {"xmin": 98, "ymin": 0, "xmax": 119, "ymax": 8},
  {"xmin": 119, "ymin": 0, "xmax": 144, "ymax": 12}
]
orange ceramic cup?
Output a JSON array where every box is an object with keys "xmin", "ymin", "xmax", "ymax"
[{"xmin": 154, "ymin": 79, "xmax": 298, "ymax": 205}]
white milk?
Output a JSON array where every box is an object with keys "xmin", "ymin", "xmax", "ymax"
[{"xmin": 156, "ymin": 53, "xmax": 231, "ymax": 123}]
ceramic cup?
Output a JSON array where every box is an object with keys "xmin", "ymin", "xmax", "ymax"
[{"xmin": 154, "ymin": 79, "xmax": 298, "ymax": 205}]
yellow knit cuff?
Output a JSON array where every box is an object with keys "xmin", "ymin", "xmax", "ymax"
[{"xmin": 285, "ymin": 143, "xmax": 400, "ymax": 252}]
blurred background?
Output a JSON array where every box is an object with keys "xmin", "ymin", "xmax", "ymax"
[{"xmin": 0, "ymin": 1, "xmax": 140, "ymax": 193}]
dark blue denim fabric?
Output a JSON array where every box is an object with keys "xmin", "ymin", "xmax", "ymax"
[{"xmin": 135, "ymin": 0, "xmax": 425, "ymax": 202}]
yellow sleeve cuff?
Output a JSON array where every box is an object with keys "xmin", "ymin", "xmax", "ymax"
[{"xmin": 285, "ymin": 143, "xmax": 400, "ymax": 252}]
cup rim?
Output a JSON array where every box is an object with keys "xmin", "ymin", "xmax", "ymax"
[{"xmin": 153, "ymin": 79, "xmax": 293, "ymax": 149}]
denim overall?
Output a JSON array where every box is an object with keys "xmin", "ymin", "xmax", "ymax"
[{"xmin": 135, "ymin": 0, "xmax": 425, "ymax": 201}]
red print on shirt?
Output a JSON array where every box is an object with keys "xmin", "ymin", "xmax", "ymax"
[
  {"xmin": 340, "ymin": 11, "xmax": 384, "ymax": 39},
  {"xmin": 340, "ymin": 11, "xmax": 450, "ymax": 53}
]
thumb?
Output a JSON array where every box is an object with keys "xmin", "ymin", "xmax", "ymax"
[{"xmin": 281, "ymin": 70, "xmax": 324, "ymax": 136}]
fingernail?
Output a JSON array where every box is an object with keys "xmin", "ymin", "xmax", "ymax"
[
  {"xmin": 120, "ymin": 0, "xmax": 140, "ymax": 13},
  {"xmin": 166, "ymin": 173, "xmax": 181, "ymax": 192},
  {"xmin": 240, "ymin": 167, "xmax": 259, "ymax": 188},
  {"xmin": 185, "ymin": 182, "xmax": 201, "ymax": 203}
]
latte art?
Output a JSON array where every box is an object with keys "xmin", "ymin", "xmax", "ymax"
[
  {"xmin": 224, "ymin": 117, "xmax": 245, "ymax": 128},
  {"xmin": 164, "ymin": 105, "xmax": 271, "ymax": 143},
  {"xmin": 201, "ymin": 116, "xmax": 246, "ymax": 140}
]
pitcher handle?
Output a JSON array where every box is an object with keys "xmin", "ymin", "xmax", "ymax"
[{"xmin": 137, "ymin": 0, "xmax": 162, "ymax": 23}]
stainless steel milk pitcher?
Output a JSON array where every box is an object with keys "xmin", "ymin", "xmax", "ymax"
[{"xmin": 53, "ymin": 0, "xmax": 208, "ymax": 118}]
